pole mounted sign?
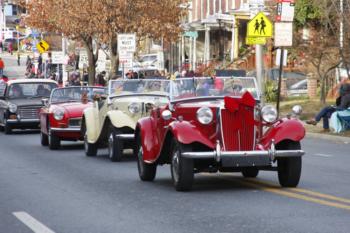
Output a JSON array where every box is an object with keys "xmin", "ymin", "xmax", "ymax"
[
  {"xmin": 247, "ymin": 12, "xmax": 273, "ymax": 38},
  {"xmin": 276, "ymin": 0, "xmax": 295, "ymax": 22},
  {"xmin": 117, "ymin": 34, "xmax": 136, "ymax": 53},
  {"xmin": 36, "ymin": 40, "xmax": 50, "ymax": 54}
]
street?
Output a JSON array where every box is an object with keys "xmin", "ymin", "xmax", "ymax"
[{"xmin": 0, "ymin": 131, "xmax": 349, "ymax": 233}]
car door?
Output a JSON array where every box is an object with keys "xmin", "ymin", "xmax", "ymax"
[{"xmin": 0, "ymin": 82, "xmax": 7, "ymax": 124}]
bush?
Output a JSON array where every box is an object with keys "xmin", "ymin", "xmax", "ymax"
[{"xmin": 265, "ymin": 80, "xmax": 277, "ymax": 102}]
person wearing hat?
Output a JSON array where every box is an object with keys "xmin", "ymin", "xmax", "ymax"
[{"xmin": 306, "ymin": 83, "xmax": 350, "ymax": 131}]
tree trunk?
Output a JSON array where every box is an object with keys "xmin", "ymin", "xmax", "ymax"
[
  {"xmin": 320, "ymin": 75, "xmax": 326, "ymax": 104},
  {"xmin": 83, "ymin": 37, "xmax": 99, "ymax": 85},
  {"xmin": 109, "ymin": 34, "xmax": 119, "ymax": 77}
]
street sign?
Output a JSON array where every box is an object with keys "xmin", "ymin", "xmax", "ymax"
[
  {"xmin": 119, "ymin": 50, "xmax": 134, "ymax": 69},
  {"xmin": 249, "ymin": 0, "xmax": 265, "ymax": 12},
  {"xmin": 117, "ymin": 34, "xmax": 136, "ymax": 53},
  {"xmin": 245, "ymin": 37, "xmax": 266, "ymax": 45},
  {"xmin": 51, "ymin": 51, "xmax": 64, "ymax": 64},
  {"xmin": 274, "ymin": 22, "xmax": 293, "ymax": 47},
  {"xmin": 36, "ymin": 40, "xmax": 50, "ymax": 54},
  {"xmin": 247, "ymin": 12, "xmax": 273, "ymax": 37},
  {"xmin": 184, "ymin": 31, "xmax": 198, "ymax": 38},
  {"xmin": 276, "ymin": 0, "xmax": 295, "ymax": 22},
  {"xmin": 79, "ymin": 50, "xmax": 88, "ymax": 69}
]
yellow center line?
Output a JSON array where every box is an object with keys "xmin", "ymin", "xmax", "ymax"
[
  {"xmin": 240, "ymin": 180, "xmax": 350, "ymax": 211},
  {"xmin": 243, "ymin": 178, "xmax": 350, "ymax": 205},
  {"xmin": 200, "ymin": 174, "xmax": 350, "ymax": 211}
]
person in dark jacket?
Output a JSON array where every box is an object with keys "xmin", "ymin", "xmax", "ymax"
[{"xmin": 306, "ymin": 83, "xmax": 350, "ymax": 131}]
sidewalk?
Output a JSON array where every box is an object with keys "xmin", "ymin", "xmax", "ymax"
[{"xmin": 1, "ymin": 52, "xmax": 27, "ymax": 80}]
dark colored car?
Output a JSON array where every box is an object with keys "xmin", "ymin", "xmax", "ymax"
[{"xmin": 0, "ymin": 79, "xmax": 58, "ymax": 134}]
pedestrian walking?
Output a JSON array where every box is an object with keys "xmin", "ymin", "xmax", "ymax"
[{"xmin": 0, "ymin": 57, "xmax": 5, "ymax": 78}]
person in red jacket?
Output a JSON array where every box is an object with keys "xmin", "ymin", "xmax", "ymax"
[{"xmin": 0, "ymin": 57, "xmax": 5, "ymax": 78}]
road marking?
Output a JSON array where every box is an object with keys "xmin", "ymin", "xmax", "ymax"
[
  {"xmin": 13, "ymin": 212, "xmax": 55, "ymax": 233},
  {"xmin": 245, "ymin": 179, "xmax": 350, "ymax": 205},
  {"xmin": 313, "ymin": 153, "xmax": 333, "ymax": 158},
  {"xmin": 201, "ymin": 174, "xmax": 350, "ymax": 211}
]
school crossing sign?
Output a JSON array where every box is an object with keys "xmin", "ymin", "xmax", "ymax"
[{"xmin": 247, "ymin": 12, "xmax": 273, "ymax": 38}]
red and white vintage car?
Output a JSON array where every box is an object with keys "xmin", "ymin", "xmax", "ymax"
[
  {"xmin": 39, "ymin": 86, "xmax": 106, "ymax": 150},
  {"xmin": 135, "ymin": 77, "xmax": 305, "ymax": 191}
]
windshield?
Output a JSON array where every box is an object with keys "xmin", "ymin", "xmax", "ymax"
[
  {"xmin": 7, "ymin": 82, "xmax": 57, "ymax": 99},
  {"xmin": 140, "ymin": 55, "xmax": 157, "ymax": 63},
  {"xmin": 170, "ymin": 77, "xmax": 259, "ymax": 101},
  {"xmin": 109, "ymin": 79, "xmax": 169, "ymax": 97},
  {"xmin": 50, "ymin": 87, "xmax": 106, "ymax": 104}
]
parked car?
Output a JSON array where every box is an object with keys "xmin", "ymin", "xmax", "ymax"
[
  {"xmin": 287, "ymin": 79, "xmax": 308, "ymax": 96},
  {"xmin": 247, "ymin": 68, "xmax": 306, "ymax": 88},
  {"xmin": 0, "ymin": 79, "xmax": 58, "ymax": 134},
  {"xmin": 39, "ymin": 86, "xmax": 106, "ymax": 150},
  {"xmin": 82, "ymin": 79, "xmax": 170, "ymax": 161},
  {"xmin": 135, "ymin": 77, "xmax": 305, "ymax": 191}
]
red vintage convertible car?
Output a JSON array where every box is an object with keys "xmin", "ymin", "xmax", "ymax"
[
  {"xmin": 39, "ymin": 86, "xmax": 105, "ymax": 150},
  {"xmin": 135, "ymin": 77, "xmax": 305, "ymax": 191}
]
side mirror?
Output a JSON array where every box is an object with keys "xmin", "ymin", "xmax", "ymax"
[{"xmin": 41, "ymin": 98, "xmax": 49, "ymax": 106}]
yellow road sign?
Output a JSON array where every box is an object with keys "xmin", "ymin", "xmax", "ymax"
[
  {"xmin": 36, "ymin": 40, "xmax": 50, "ymax": 53},
  {"xmin": 247, "ymin": 12, "xmax": 273, "ymax": 38},
  {"xmin": 246, "ymin": 37, "xmax": 267, "ymax": 45}
]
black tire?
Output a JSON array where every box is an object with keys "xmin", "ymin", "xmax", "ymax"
[
  {"xmin": 277, "ymin": 141, "xmax": 302, "ymax": 187},
  {"xmin": 40, "ymin": 130, "xmax": 49, "ymax": 146},
  {"xmin": 48, "ymin": 127, "xmax": 60, "ymax": 150},
  {"xmin": 108, "ymin": 127, "xmax": 123, "ymax": 162},
  {"xmin": 136, "ymin": 134, "xmax": 157, "ymax": 181},
  {"xmin": 4, "ymin": 118, "xmax": 12, "ymax": 134},
  {"xmin": 82, "ymin": 126, "xmax": 97, "ymax": 157},
  {"xmin": 241, "ymin": 168, "xmax": 259, "ymax": 178},
  {"xmin": 170, "ymin": 139, "xmax": 194, "ymax": 191}
]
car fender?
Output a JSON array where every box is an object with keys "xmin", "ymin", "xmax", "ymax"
[
  {"xmin": 260, "ymin": 119, "xmax": 305, "ymax": 148},
  {"xmin": 107, "ymin": 110, "xmax": 136, "ymax": 130},
  {"xmin": 169, "ymin": 121, "xmax": 215, "ymax": 148},
  {"xmin": 83, "ymin": 106, "xmax": 99, "ymax": 143},
  {"xmin": 136, "ymin": 118, "xmax": 160, "ymax": 163}
]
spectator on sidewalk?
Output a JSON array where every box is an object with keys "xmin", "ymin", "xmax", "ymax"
[
  {"xmin": 8, "ymin": 42, "xmax": 13, "ymax": 55},
  {"xmin": 306, "ymin": 83, "xmax": 350, "ymax": 131},
  {"xmin": 0, "ymin": 57, "xmax": 5, "ymax": 77}
]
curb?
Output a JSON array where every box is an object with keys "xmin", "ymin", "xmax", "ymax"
[{"xmin": 306, "ymin": 132, "xmax": 350, "ymax": 144}]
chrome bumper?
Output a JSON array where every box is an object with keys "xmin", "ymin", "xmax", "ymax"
[
  {"xmin": 51, "ymin": 127, "xmax": 81, "ymax": 133},
  {"xmin": 6, "ymin": 119, "xmax": 40, "ymax": 123},
  {"xmin": 116, "ymin": 134, "xmax": 135, "ymax": 140},
  {"xmin": 182, "ymin": 140, "xmax": 304, "ymax": 164}
]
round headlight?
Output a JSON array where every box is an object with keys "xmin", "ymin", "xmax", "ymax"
[
  {"xmin": 196, "ymin": 107, "xmax": 213, "ymax": 125},
  {"xmin": 53, "ymin": 108, "xmax": 65, "ymax": 121},
  {"xmin": 292, "ymin": 105, "xmax": 303, "ymax": 115},
  {"xmin": 261, "ymin": 105, "xmax": 278, "ymax": 123},
  {"xmin": 8, "ymin": 103, "xmax": 17, "ymax": 113},
  {"xmin": 128, "ymin": 103, "xmax": 140, "ymax": 114}
]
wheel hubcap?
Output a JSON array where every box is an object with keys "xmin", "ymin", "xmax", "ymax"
[{"xmin": 172, "ymin": 150, "xmax": 180, "ymax": 183}]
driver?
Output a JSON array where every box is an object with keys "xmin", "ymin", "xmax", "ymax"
[
  {"xmin": 147, "ymin": 81, "xmax": 162, "ymax": 92},
  {"xmin": 10, "ymin": 85, "xmax": 23, "ymax": 98},
  {"xmin": 37, "ymin": 84, "xmax": 49, "ymax": 96}
]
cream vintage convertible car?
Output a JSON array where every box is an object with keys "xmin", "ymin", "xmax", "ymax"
[{"xmin": 81, "ymin": 79, "xmax": 169, "ymax": 161}]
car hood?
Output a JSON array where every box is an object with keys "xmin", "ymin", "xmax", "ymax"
[
  {"xmin": 8, "ymin": 98, "xmax": 44, "ymax": 107},
  {"xmin": 54, "ymin": 102, "xmax": 92, "ymax": 117}
]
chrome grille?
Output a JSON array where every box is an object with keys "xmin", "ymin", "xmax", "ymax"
[
  {"xmin": 18, "ymin": 106, "xmax": 41, "ymax": 120},
  {"xmin": 220, "ymin": 106, "xmax": 255, "ymax": 151},
  {"xmin": 68, "ymin": 118, "xmax": 82, "ymax": 128}
]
